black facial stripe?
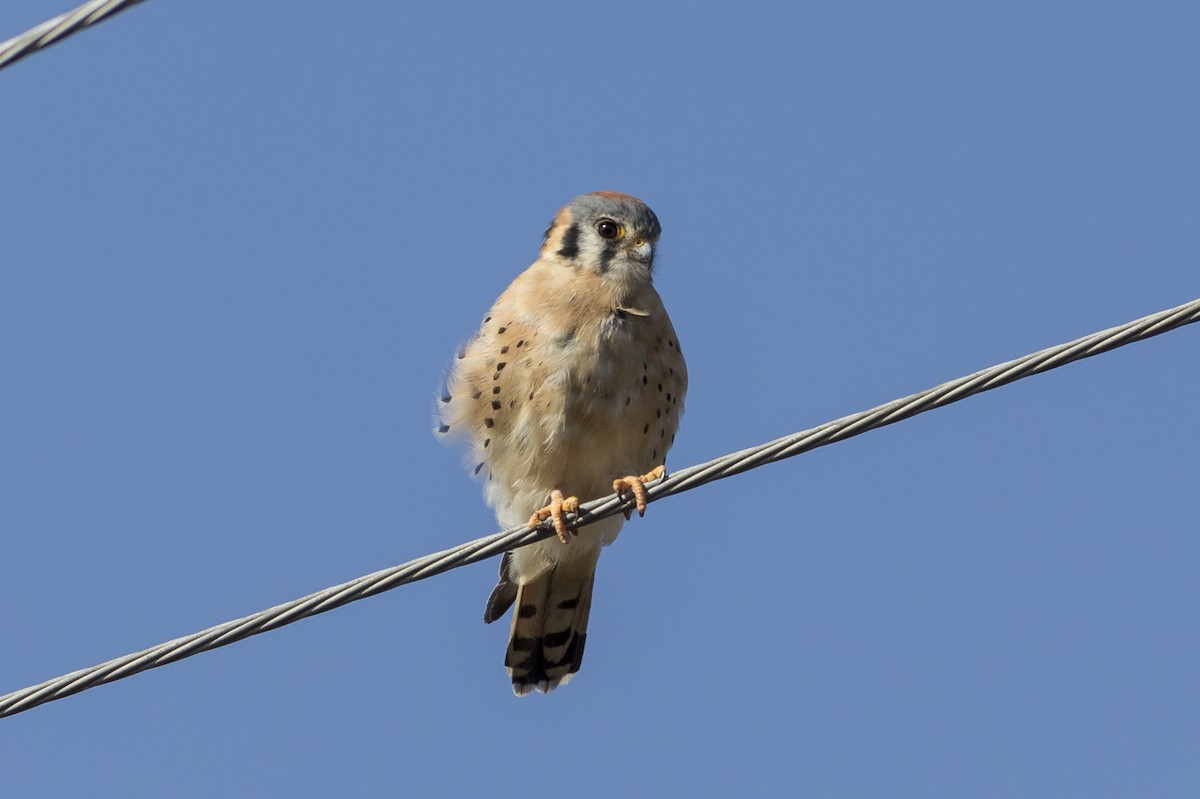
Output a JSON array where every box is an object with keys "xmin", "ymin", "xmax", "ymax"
[
  {"xmin": 557, "ymin": 222, "xmax": 580, "ymax": 259},
  {"xmin": 597, "ymin": 240, "xmax": 618, "ymax": 273}
]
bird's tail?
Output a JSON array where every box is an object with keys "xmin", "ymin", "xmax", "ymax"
[{"xmin": 485, "ymin": 553, "xmax": 598, "ymax": 696}]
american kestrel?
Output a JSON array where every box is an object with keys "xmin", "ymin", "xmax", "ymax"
[{"xmin": 437, "ymin": 192, "xmax": 687, "ymax": 695}]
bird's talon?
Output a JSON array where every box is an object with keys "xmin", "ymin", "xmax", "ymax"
[
  {"xmin": 613, "ymin": 465, "xmax": 666, "ymax": 518},
  {"xmin": 529, "ymin": 489, "xmax": 579, "ymax": 544}
]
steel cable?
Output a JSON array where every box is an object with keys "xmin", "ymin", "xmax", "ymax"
[{"xmin": 2, "ymin": 297, "xmax": 1197, "ymax": 718}]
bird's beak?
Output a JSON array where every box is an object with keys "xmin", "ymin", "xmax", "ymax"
[{"xmin": 629, "ymin": 238, "xmax": 654, "ymax": 265}]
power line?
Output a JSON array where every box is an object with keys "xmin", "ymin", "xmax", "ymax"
[
  {"xmin": 0, "ymin": 0, "xmax": 147, "ymax": 72},
  {"xmin": 2, "ymin": 297, "xmax": 1197, "ymax": 719}
]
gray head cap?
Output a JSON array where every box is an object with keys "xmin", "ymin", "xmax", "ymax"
[{"xmin": 568, "ymin": 192, "xmax": 661, "ymax": 240}]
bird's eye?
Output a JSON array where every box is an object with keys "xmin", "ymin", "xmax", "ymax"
[{"xmin": 596, "ymin": 219, "xmax": 621, "ymax": 239}]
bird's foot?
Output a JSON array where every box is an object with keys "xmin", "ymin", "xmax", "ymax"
[
  {"xmin": 613, "ymin": 464, "xmax": 666, "ymax": 519},
  {"xmin": 529, "ymin": 489, "xmax": 580, "ymax": 544}
]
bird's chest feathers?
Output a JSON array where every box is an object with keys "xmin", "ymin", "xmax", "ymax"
[
  {"xmin": 546, "ymin": 296, "xmax": 656, "ymax": 407},
  {"xmin": 493, "ymin": 266, "xmax": 672, "ymax": 459}
]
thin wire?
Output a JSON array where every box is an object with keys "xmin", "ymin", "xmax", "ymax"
[
  {"xmin": 0, "ymin": 0, "xmax": 147, "ymax": 73},
  {"xmin": 2, "ymin": 297, "xmax": 1197, "ymax": 718}
]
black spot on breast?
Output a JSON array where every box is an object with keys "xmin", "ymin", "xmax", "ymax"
[
  {"xmin": 643, "ymin": 423, "xmax": 649, "ymax": 434},
  {"xmin": 516, "ymin": 340, "xmax": 525, "ymax": 348},
  {"xmin": 642, "ymin": 376, "xmax": 648, "ymax": 385},
  {"xmin": 437, "ymin": 424, "xmax": 450, "ymax": 434},
  {"xmin": 485, "ymin": 418, "xmax": 494, "ymax": 428},
  {"xmin": 500, "ymin": 345, "xmax": 509, "ymax": 354},
  {"xmin": 556, "ymin": 597, "xmax": 579, "ymax": 610},
  {"xmin": 471, "ymin": 390, "xmax": 482, "ymax": 400},
  {"xmin": 558, "ymin": 222, "xmax": 580, "ymax": 259},
  {"xmin": 483, "ymin": 438, "xmax": 490, "ymax": 448},
  {"xmin": 493, "ymin": 386, "xmax": 501, "ymax": 394},
  {"xmin": 498, "ymin": 326, "xmax": 508, "ymax": 334},
  {"xmin": 496, "ymin": 362, "xmax": 507, "ymax": 370},
  {"xmin": 519, "ymin": 604, "xmax": 538, "ymax": 619},
  {"xmin": 474, "ymin": 463, "xmax": 484, "ymax": 475},
  {"xmin": 491, "ymin": 400, "xmax": 501, "ymax": 411}
]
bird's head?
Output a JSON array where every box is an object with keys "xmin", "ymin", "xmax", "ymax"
[{"xmin": 541, "ymin": 191, "xmax": 662, "ymax": 278}]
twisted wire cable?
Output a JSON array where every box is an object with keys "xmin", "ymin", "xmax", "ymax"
[
  {"xmin": 0, "ymin": 0, "xmax": 147, "ymax": 72},
  {"xmin": 2, "ymin": 297, "xmax": 1197, "ymax": 718}
]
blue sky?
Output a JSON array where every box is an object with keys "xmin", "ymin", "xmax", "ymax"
[{"xmin": 2, "ymin": 1, "xmax": 1198, "ymax": 796}]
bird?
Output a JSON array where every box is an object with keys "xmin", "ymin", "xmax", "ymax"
[{"xmin": 437, "ymin": 191, "xmax": 687, "ymax": 695}]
